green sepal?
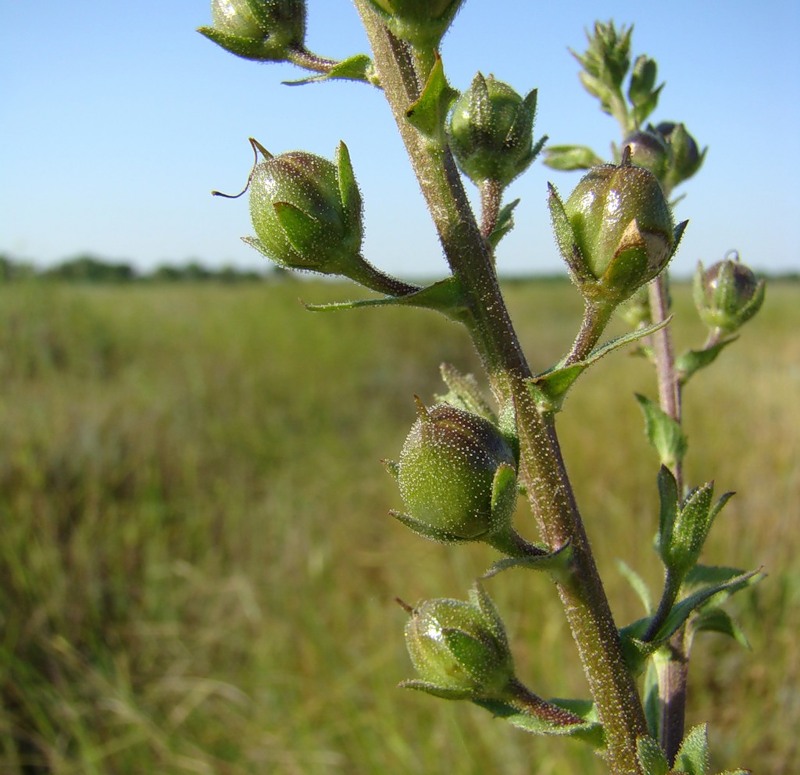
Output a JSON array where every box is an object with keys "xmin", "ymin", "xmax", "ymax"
[
  {"xmin": 390, "ymin": 510, "xmax": 473, "ymax": 544},
  {"xmin": 547, "ymin": 183, "xmax": 592, "ymax": 285},
  {"xmin": 642, "ymin": 656, "xmax": 661, "ymax": 737},
  {"xmin": 636, "ymin": 735, "xmax": 670, "ymax": 775},
  {"xmin": 406, "ymin": 55, "xmax": 459, "ymax": 145},
  {"xmin": 283, "ymin": 53, "xmax": 375, "ymax": 85},
  {"xmin": 436, "ymin": 363, "xmax": 497, "ymax": 423},
  {"xmin": 483, "ymin": 540, "xmax": 573, "ymax": 582},
  {"xmin": 272, "ymin": 201, "xmax": 322, "ymax": 258},
  {"xmin": 487, "ymin": 199, "xmax": 520, "ymax": 249},
  {"xmin": 473, "ymin": 696, "xmax": 604, "ymax": 747},
  {"xmin": 443, "ymin": 628, "xmax": 496, "ymax": 682},
  {"xmin": 675, "ymin": 336, "xmax": 739, "ymax": 385},
  {"xmin": 543, "ymin": 144, "xmax": 605, "ymax": 171},
  {"xmin": 490, "ymin": 463, "xmax": 518, "ymax": 529},
  {"xmin": 528, "ymin": 317, "xmax": 670, "ymax": 413},
  {"xmin": 469, "ymin": 581, "xmax": 509, "ymax": 645},
  {"xmin": 304, "ymin": 277, "xmax": 470, "ymax": 322},
  {"xmin": 635, "ymin": 393, "xmax": 688, "ymax": 470},
  {"xmin": 198, "ymin": 26, "xmax": 290, "ymax": 62},
  {"xmin": 616, "ymin": 559, "xmax": 653, "ymax": 614},
  {"xmin": 399, "ymin": 678, "xmax": 476, "ymax": 700},
  {"xmin": 674, "ymin": 724, "xmax": 710, "ymax": 775}
]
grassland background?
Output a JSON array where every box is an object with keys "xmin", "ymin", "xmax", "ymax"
[{"xmin": 0, "ymin": 278, "xmax": 797, "ymax": 774}]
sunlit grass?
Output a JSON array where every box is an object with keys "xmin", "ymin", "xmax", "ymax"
[{"xmin": 0, "ymin": 279, "xmax": 797, "ymax": 773}]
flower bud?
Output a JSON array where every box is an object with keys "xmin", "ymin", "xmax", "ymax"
[
  {"xmin": 364, "ymin": 0, "xmax": 466, "ymax": 48},
  {"xmin": 198, "ymin": 0, "xmax": 306, "ymax": 62},
  {"xmin": 244, "ymin": 142, "xmax": 364, "ymax": 276},
  {"xmin": 655, "ymin": 121, "xmax": 706, "ymax": 189},
  {"xmin": 549, "ymin": 151, "xmax": 686, "ymax": 305},
  {"xmin": 402, "ymin": 584, "xmax": 515, "ymax": 700},
  {"xmin": 622, "ymin": 129, "xmax": 671, "ymax": 181},
  {"xmin": 693, "ymin": 252, "xmax": 765, "ymax": 333},
  {"xmin": 396, "ymin": 401, "xmax": 517, "ymax": 542},
  {"xmin": 448, "ymin": 73, "xmax": 543, "ymax": 188}
]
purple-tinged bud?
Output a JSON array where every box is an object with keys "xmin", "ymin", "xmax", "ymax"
[
  {"xmin": 622, "ymin": 129, "xmax": 671, "ymax": 181},
  {"xmin": 655, "ymin": 121, "xmax": 706, "ymax": 189},
  {"xmin": 448, "ymin": 73, "xmax": 545, "ymax": 188},
  {"xmin": 693, "ymin": 252, "xmax": 765, "ymax": 334},
  {"xmin": 198, "ymin": 0, "xmax": 306, "ymax": 62},
  {"xmin": 549, "ymin": 150, "xmax": 686, "ymax": 306}
]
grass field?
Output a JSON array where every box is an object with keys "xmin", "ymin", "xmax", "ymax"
[{"xmin": 0, "ymin": 278, "xmax": 797, "ymax": 774}]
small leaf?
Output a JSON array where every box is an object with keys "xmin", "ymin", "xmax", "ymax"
[
  {"xmin": 436, "ymin": 363, "xmax": 496, "ymax": 422},
  {"xmin": 656, "ymin": 465, "xmax": 679, "ymax": 563},
  {"xmin": 483, "ymin": 541, "xmax": 573, "ymax": 581},
  {"xmin": 305, "ymin": 277, "xmax": 470, "ymax": 321},
  {"xmin": 406, "ymin": 55, "xmax": 459, "ymax": 143},
  {"xmin": 674, "ymin": 724, "xmax": 710, "ymax": 775},
  {"xmin": 636, "ymin": 734, "xmax": 670, "ymax": 775},
  {"xmin": 487, "ymin": 198, "xmax": 520, "ymax": 249},
  {"xmin": 689, "ymin": 607, "xmax": 751, "ymax": 649},
  {"xmin": 635, "ymin": 393, "xmax": 688, "ymax": 470},
  {"xmin": 617, "ymin": 560, "xmax": 653, "ymax": 613},
  {"xmin": 472, "ymin": 696, "xmax": 604, "ymax": 747},
  {"xmin": 283, "ymin": 53, "xmax": 375, "ymax": 85},
  {"xmin": 649, "ymin": 569, "xmax": 763, "ymax": 646},
  {"xmin": 543, "ymin": 144, "xmax": 605, "ymax": 171},
  {"xmin": 676, "ymin": 336, "xmax": 739, "ymax": 385}
]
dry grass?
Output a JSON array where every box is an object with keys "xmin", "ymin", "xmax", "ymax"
[{"xmin": 0, "ymin": 278, "xmax": 797, "ymax": 773}]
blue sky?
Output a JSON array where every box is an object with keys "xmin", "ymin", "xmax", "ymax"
[{"xmin": 2, "ymin": 1, "xmax": 799, "ymax": 278}]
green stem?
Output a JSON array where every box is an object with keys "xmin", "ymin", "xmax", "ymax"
[
  {"xmin": 479, "ymin": 179, "xmax": 503, "ymax": 240},
  {"xmin": 354, "ymin": 5, "xmax": 647, "ymax": 771},
  {"xmin": 562, "ymin": 299, "xmax": 616, "ymax": 366}
]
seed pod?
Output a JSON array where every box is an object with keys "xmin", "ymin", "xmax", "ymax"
[
  {"xmin": 693, "ymin": 253, "xmax": 765, "ymax": 334},
  {"xmin": 198, "ymin": 0, "xmax": 306, "ymax": 62},
  {"xmin": 448, "ymin": 73, "xmax": 543, "ymax": 188},
  {"xmin": 402, "ymin": 584, "xmax": 515, "ymax": 700},
  {"xmin": 244, "ymin": 142, "xmax": 364, "ymax": 276},
  {"xmin": 549, "ymin": 151, "xmax": 686, "ymax": 306},
  {"xmin": 395, "ymin": 401, "xmax": 517, "ymax": 542}
]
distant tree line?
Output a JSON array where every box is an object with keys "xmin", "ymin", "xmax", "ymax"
[
  {"xmin": 0, "ymin": 252, "xmax": 277, "ymax": 283},
  {"xmin": 0, "ymin": 251, "xmax": 795, "ymax": 284}
]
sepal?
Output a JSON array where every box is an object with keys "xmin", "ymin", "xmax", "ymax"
[{"xmin": 406, "ymin": 55, "xmax": 459, "ymax": 145}]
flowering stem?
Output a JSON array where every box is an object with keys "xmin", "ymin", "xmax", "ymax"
[
  {"xmin": 479, "ymin": 179, "xmax": 503, "ymax": 240},
  {"xmin": 562, "ymin": 299, "xmax": 616, "ymax": 366},
  {"xmin": 354, "ymin": 4, "xmax": 647, "ymax": 771}
]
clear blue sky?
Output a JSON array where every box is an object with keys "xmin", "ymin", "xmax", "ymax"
[{"xmin": 3, "ymin": 1, "xmax": 799, "ymax": 277}]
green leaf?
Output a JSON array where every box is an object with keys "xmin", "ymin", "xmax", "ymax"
[
  {"xmin": 636, "ymin": 735, "xmax": 670, "ymax": 775},
  {"xmin": 405, "ymin": 55, "xmax": 459, "ymax": 144},
  {"xmin": 483, "ymin": 541, "xmax": 573, "ymax": 581},
  {"xmin": 689, "ymin": 606, "xmax": 751, "ymax": 649},
  {"xmin": 528, "ymin": 317, "xmax": 670, "ymax": 412},
  {"xmin": 543, "ymin": 144, "xmax": 605, "ymax": 171},
  {"xmin": 656, "ymin": 465, "xmax": 679, "ymax": 564},
  {"xmin": 472, "ymin": 696, "xmax": 604, "ymax": 747},
  {"xmin": 635, "ymin": 393, "xmax": 688, "ymax": 470},
  {"xmin": 305, "ymin": 277, "xmax": 470, "ymax": 321},
  {"xmin": 487, "ymin": 199, "xmax": 520, "ymax": 249},
  {"xmin": 674, "ymin": 724, "xmax": 710, "ymax": 775},
  {"xmin": 616, "ymin": 560, "xmax": 653, "ymax": 613},
  {"xmin": 649, "ymin": 569, "xmax": 763, "ymax": 646},
  {"xmin": 676, "ymin": 336, "xmax": 739, "ymax": 385},
  {"xmin": 683, "ymin": 564, "xmax": 749, "ymax": 591},
  {"xmin": 283, "ymin": 53, "xmax": 375, "ymax": 85}
]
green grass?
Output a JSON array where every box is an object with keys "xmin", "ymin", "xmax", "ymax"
[{"xmin": 0, "ymin": 278, "xmax": 797, "ymax": 774}]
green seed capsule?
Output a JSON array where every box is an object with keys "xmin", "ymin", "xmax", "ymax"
[
  {"xmin": 403, "ymin": 585, "xmax": 514, "ymax": 700},
  {"xmin": 364, "ymin": 0, "xmax": 466, "ymax": 48},
  {"xmin": 397, "ymin": 403, "xmax": 516, "ymax": 541}
]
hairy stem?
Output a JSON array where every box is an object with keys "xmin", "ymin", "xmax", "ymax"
[{"xmin": 354, "ymin": 4, "xmax": 647, "ymax": 771}]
